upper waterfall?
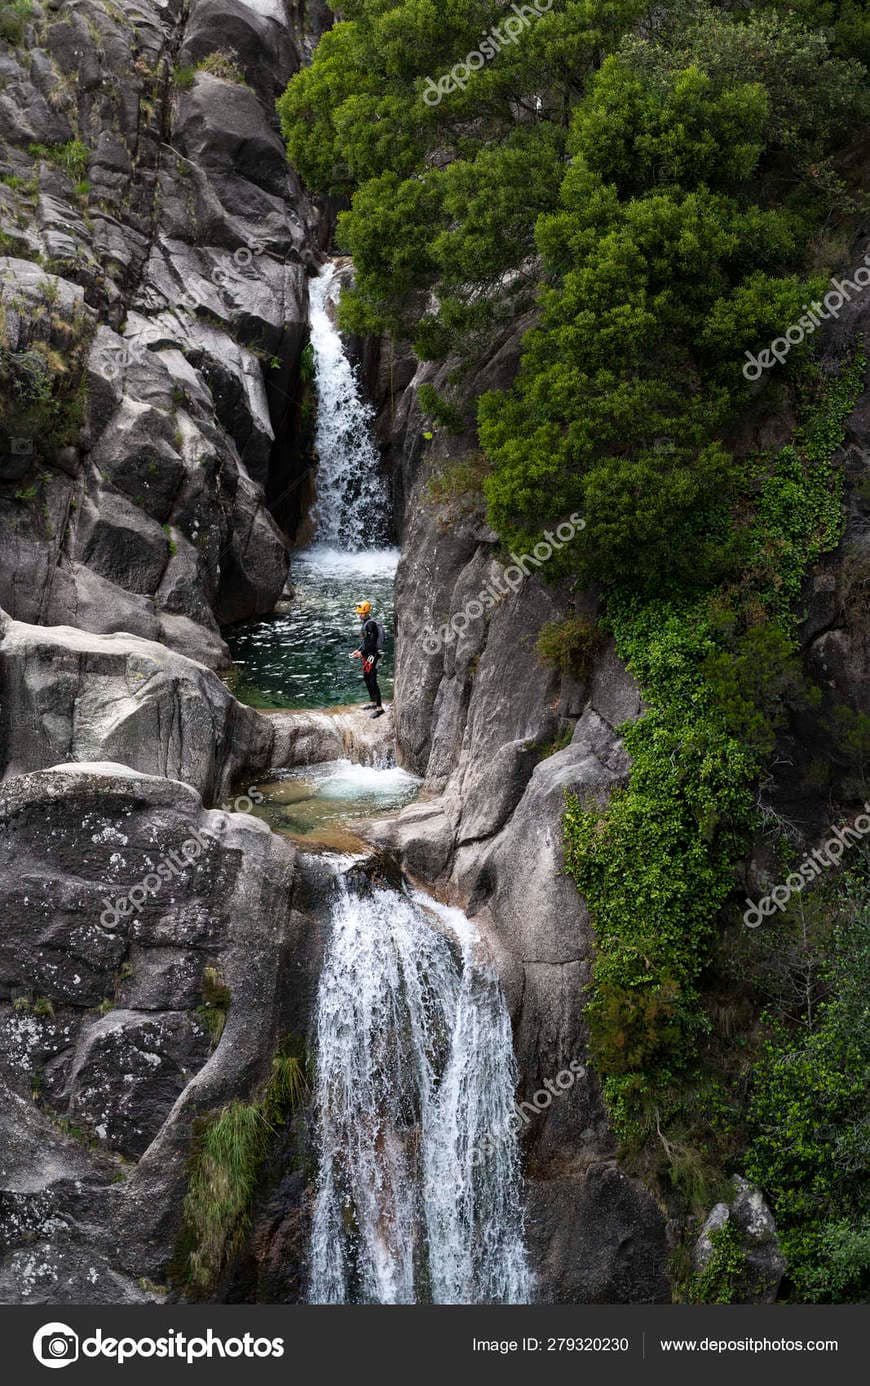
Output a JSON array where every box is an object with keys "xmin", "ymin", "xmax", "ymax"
[{"xmin": 308, "ymin": 262, "xmax": 391, "ymax": 550}]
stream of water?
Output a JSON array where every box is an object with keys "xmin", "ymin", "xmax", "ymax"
[
  {"xmin": 307, "ymin": 262, "xmax": 391, "ymax": 549},
  {"xmin": 227, "ymin": 261, "xmax": 396, "ymax": 711},
  {"xmin": 228, "ymin": 258, "xmax": 532, "ymax": 1304},
  {"xmin": 227, "ymin": 547, "xmax": 398, "ymax": 709},
  {"xmin": 309, "ymin": 882, "xmax": 533, "ymax": 1304}
]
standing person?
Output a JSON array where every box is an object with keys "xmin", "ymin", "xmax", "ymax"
[{"xmin": 350, "ymin": 600, "xmax": 386, "ymax": 719}]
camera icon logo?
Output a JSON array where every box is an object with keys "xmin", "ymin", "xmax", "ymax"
[
  {"xmin": 32, "ymin": 1323, "xmax": 79, "ymax": 1369},
  {"xmin": 10, "ymin": 437, "xmax": 33, "ymax": 456}
]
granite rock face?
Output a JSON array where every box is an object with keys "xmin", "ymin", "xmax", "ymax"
[
  {"xmin": 361, "ymin": 349, "xmax": 669, "ymax": 1299},
  {"xmin": 0, "ymin": 0, "xmax": 330, "ymax": 667},
  {"xmin": 0, "ymin": 762, "xmax": 299, "ymax": 1299},
  {"xmin": 0, "ymin": 607, "xmax": 400, "ymax": 804},
  {"xmin": 0, "ymin": 608, "xmax": 273, "ymax": 802}
]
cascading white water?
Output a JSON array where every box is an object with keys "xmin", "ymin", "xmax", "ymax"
[
  {"xmin": 308, "ymin": 263, "xmax": 390, "ymax": 549},
  {"xmin": 308, "ymin": 882, "xmax": 533, "ymax": 1305},
  {"xmin": 227, "ymin": 264, "xmax": 398, "ymax": 707},
  {"xmin": 303, "ymin": 259, "xmax": 531, "ymax": 1304}
]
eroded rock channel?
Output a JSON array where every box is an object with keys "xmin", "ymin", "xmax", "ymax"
[{"xmin": 1, "ymin": 0, "xmax": 672, "ymax": 1307}]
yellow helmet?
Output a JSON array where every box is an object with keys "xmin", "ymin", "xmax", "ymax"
[{"xmin": 355, "ymin": 601, "xmax": 372, "ymax": 618}]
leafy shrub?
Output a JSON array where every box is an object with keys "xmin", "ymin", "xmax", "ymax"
[
  {"xmin": 702, "ymin": 623, "xmax": 821, "ymax": 758},
  {"xmin": 685, "ymin": 1220, "xmax": 750, "ymax": 1304},
  {"xmin": 744, "ymin": 884, "xmax": 870, "ymax": 1301},
  {"xmin": 564, "ymin": 356, "xmax": 864, "ymax": 1173},
  {"xmin": 417, "ymin": 383, "xmax": 465, "ymax": 434}
]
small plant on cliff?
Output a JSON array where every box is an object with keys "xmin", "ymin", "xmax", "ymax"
[
  {"xmin": 536, "ymin": 617, "xmax": 604, "ymax": 682},
  {"xmin": 299, "ymin": 340, "xmax": 315, "ymax": 385},
  {"xmin": 27, "ymin": 139, "xmax": 90, "ymax": 180},
  {"xmin": 195, "ymin": 51, "xmax": 247, "ymax": 85},
  {"xmin": 172, "ymin": 1044, "xmax": 308, "ymax": 1297},
  {"xmin": 683, "ymin": 1220, "xmax": 750, "ymax": 1304},
  {"xmin": 197, "ymin": 966, "xmax": 230, "ymax": 1047},
  {"xmin": 172, "ymin": 64, "xmax": 196, "ymax": 91},
  {"xmin": 424, "ymin": 453, "xmax": 488, "ymax": 512},
  {"xmin": 0, "ymin": 292, "xmax": 94, "ymax": 464},
  {"xmin": 417, "ymin": 383, "xmax": 466, "ymax": 435},
  {"xmin": 0, "ymin": 0, "xmax": 33, "ymax": 46}
]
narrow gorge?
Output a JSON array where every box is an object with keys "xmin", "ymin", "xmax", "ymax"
[{"xmin": 2, "ymin": 0, "xmax": 869, "ymax": 1316}]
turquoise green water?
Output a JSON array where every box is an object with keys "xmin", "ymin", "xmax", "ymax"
[
  {"xmin": 226, "ymin": 547, "xmax": 398, "ymax": 710},
  {"xmin": 251, "ymin": 759, "xmax": 421, "ymax": 850}
]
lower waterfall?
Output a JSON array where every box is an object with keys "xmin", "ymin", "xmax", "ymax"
[{"xmin": 308, "ymin": 880, "xmax": 533, "ymax": 1305}]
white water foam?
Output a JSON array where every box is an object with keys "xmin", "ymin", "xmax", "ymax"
[
  {"xmin": 302, "ymin": 760, "xmax": 421, "ymax": 801},
  {"xmin": 308, "ymin": 882, "xmax": 533, "ymax": 1305},
  {"xmin": 300, "ymin": 546, "xmax": 400, "ymax": 580},
  {"xmin": 308, "ymin": 264, "xmax": 391, "ymax": 549}
]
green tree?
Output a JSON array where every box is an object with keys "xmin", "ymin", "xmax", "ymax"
[
  {"xmin": 279, "ymin": 1, "xmax": 647, "ymax": 346},
  {"xmin": 480, "ymin": 10, "xmax": 860, "ymax": 591}
]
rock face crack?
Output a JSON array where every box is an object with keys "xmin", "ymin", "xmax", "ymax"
[{"xmin": 0, "ymin": 0, "xmax": 323, "ymax": 667}]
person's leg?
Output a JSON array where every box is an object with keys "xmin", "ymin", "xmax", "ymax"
[
  {"xmin": 364, "ymin": 663, "xmax": 381, "ymax": 707},
  {"xmin": 365, "ymin": 660, "xmax": 384, "ymax": 716}
]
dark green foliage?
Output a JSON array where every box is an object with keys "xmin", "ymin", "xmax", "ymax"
[
  {"xmin": 278, "ymin": 2, "xmax": 648, "ymax": 347},
  {"xmin": 563, "ymin": 356, "xmax": 864, "ymax": 1169},
  {"xmin": 0, "ymin": 0, "xmax": 32, "ymax": 45},
  {"xmin": 0, "ymin": 288, "xmax": 94, "ymax": 464},
  {"xmin": 684, "ymin": 1220, "xmax": 750, "ymax": 1304},
  {"xmin": 702, "ymin": 623, "xmax": 821, "ymax": 758},
  {"xmin": 756, "ymin": 0, "xmax": 870, "ymax": 67},
  {"xmin": 173, "ymin": 64, "xmax": 196, "ymax": 90},
  {"xmin": 299, "ymin": 341, "xmax": 315, "ymax": 385},
  {"xmin": 745, "ymin": 876, "xmax": 870, "ymax": 1301},
  {"xmin": 480, "ymin": 9, "xmax": 861, "ymax": 591},
  {"xmin": 417, "ymin": 383, "xmax": 465, "ymax": 434}
]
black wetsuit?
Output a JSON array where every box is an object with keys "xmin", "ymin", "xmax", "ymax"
[{"xmin": 359, "ymin": 617, "xmax": 382, "ymax": 708}]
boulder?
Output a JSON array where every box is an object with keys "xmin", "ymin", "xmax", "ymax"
[
  {"xmin": 693, "ymin": 1177, "xmax": 786, "ymax": 1304},
  {"xmin": 527, "ymin": 1166, "xmax": 671, "ymax": 1304},
  {"xmin": 0, "ymin": 611, "xmax": 273, "ymax": 802},
  {"xmin": 0, "ymin": 761, "xmax": 300, "ymax": 1296}
]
